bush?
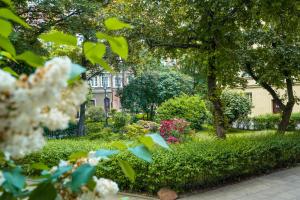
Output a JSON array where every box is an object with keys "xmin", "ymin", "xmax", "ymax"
[
  {"xmin": 19, "ymin": 133, "xmax": 300, "ymax": 193},
  {"xmin": 86, "ymin": 106, "xmax": 105, "ymax": 122},
  {"xmin": 221, "ymin": 90, "xmax": 252, "ymax": 125},
  {"xmin": 156, "ymin": 95, "xmax": 209, "ymax": 129},
  {"xmin": 86, "ymin": 127, "xmax": 123, "ymax": 141},
  {"xmin": 159, "ymin": 119, "xmax": 190, "ymax": 143},
  {"xmin": 124, "ymin": 123, "xmax": 149, "ymax": 139},
  {"xmin": 43, "ymin": 123, "xmax": 77, "ymax": 138},
  {"xmin": 111, "ymin": 112, "xmax": 131, "ymax": 131},
  {"xmin": 86, "ymin": 121, "xmax": 104, "ymax": 134},
  {"xmin": 137, "ymin": 120, "xmax": 160, "ymax": 132},
  {"xmin": 234, "ymin": 113, "xmax": 300, "ymax": 130}
]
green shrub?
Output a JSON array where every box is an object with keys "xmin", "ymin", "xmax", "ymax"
[
  {"xmin": 86, "ymin": 121, "xmax": 104, "ymax": 134},
  {"xmin": 124, "ymin": 123, "xmax": 149, "ymax": 139},
  {"xmin": 43, "ymin": 123, "xmax": 77, "ymax": 138},
  {"xmin": 137, "ymin": 120, "xmax": 160, "ymax": 132},
  {"xmin": 86, "ymin": 106, "xmax": 105, "ymax": 122},
  {"xmin": 156, "ymin": 95, "xmax": 209, "ymax": 129},
  {"xmin": 111, "ymin": 112, "xmax": 131, "ymax": 131},
  {"xmin": 86, "ymin": 127, "xmax": 123, "ymax": 141},
  {"xmin": 19, "ymin": 133, "xmax": 300, "ymax": 193},
  {"xmin": 235, "ymin": 113, "xmax": 300, "ymax": 130},
  {"xmin": 221, "ymin": 90, "xmax": 252, "ymax": 125}
]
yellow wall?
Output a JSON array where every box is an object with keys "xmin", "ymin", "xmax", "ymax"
[{"xmin": 232, "ymin": 80, "xmax": 300, "ymax": 116}]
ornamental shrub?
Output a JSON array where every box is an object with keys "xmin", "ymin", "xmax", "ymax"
[
  {"xmin": 234, "ymin": 112, "xmax": 300, "ymax": 130},
  {"xmin": 137, "ymin": 120, "xmax": 160, "ymax": 132},
  {"xmin": 86, "ymin": 106, "xmax": 105, "ymax": 122},
  {"xmin": 111, "ymin": 112, "xmax": 131, "ymax": 131},
  {"xmin": 159, "ymin": 119, "xmax": 190, "ymax": 143},
  {"xmin": 19, "ymin": 133, "xmax": 300, "ymax": 193},
  {"xmin": 156, "ymin": 95, "xmax": 209, "ymax": 129},
  {"xmin": 221, "ymin": 90, "xmax": 252, "ymax": 125},
  {"xmin": 124, "ymin": 123, "xmax": 149, "ymax": 139}
]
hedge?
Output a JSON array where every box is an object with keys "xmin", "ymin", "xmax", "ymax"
[
  {"xmin": 234, "ymin": 113, "xmax": 300, "ymax": 130},
  {"xmin": 18, "ymin": 133, "xmax": 300, "ymax": 193}
]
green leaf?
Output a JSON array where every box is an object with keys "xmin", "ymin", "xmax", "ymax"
[
  {"xmin": 96, "ymin": 32, "xmax": 128, "ymax": 60},
  {"xmin": 29, "ymin": 181, "xmax": 57, "ymax": 200},
  {"xmin": 2, "ymin": 67, "xmax": 18, "ymax": 77},
  {"xmin": 111, "ymin": 141, "xmax": 127, "ymax": 150},
  {"xmin": 0, "ymin": 19, "xmax": 12, "ymax": 37},
  {"xmin": 83, "ymin": 42, "xmax": 107, "ymax": 65},
  {"xmin": 139, "ymin": 136, "xmax": 155, "ymax": 150},
  {"xmin": 0, "ymin": 8, "xmax": 30, "ymax": 28},
  {"xmin": 109, "ymin": 36, "xmax": 128, "ymax": 60},
  {"xmin": 0, "ymin": 51, "xmax": 17, "ymax": 62},
  {"xmin": 3, "ymin": 167, "xmax": 25, "ymax": 191},
  {"xmin": 51, "ymin": 166, "xmax": 72, "ymax": 180},
  {"xmin": 104, "ymin": 17, "xmax": 131, "ymax": 30},
  {"xmin": 118, "ymin": 160, "xmax": 135, "ymax": 182},
  {"xmin": 69, "ymin": 63, "xmax": 86, "ymax": 80},
  {"xmin": 0, "ymin": 36, "xmax": 15, "ymax": 56},
  {"xmin": 16, "ymin": 51, "xmax": 44, "ymax": 67},
  {"xmin": 71, "ymin": 164, "xmax": 95, "ymax": 192},
  {"xmin": 68, "ymin": 151, "xmax": 88, "ymax": 162},
  {"xmin": 95, "ymin": 149, "xmax": 119, "ymax": 158},
  {"xmin": 39, "ymin": 31, "xmax": 77, "ymax": 46},
  {"xmin": 30, "ymin": 163, "xmax": 49, "ymax": 171},
  {"xmin": 128, "ymin": 145, "xmax": 152, "ymax": 162},
  {"xmin": 147, "ymin": 133, "xmax": 170, "ymax": 149}
]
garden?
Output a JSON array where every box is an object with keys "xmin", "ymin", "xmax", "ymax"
[{"xmin": 0, "ymin": 0, "xmax": 300, "ymax": 200}]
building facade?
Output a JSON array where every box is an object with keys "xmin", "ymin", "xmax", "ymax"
[
  {"xmin": 232, "ymin": 79, "xmax": 300, "ymax": 116},
  {"xmin": 88, "ymin": 71, "xmax": 132, "ymax": 110}
]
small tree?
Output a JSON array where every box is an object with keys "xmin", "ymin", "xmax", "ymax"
[
  {"xmin": 156, "ymin": 95, "xmax": 209, "ymax": 129},
  {"xmin": 221, "ymin": 90, "xmax": 252, "ymax": 125}
]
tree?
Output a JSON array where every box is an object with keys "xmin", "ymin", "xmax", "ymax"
[
  {"xmin": 221, "ymin": 90, "xmax": 252, "ymax": 125},
  {"xmin": 119, "ymin": 70, "xmax": 193, "ymax": 120},
  {"xmin": 106, "ymin": 0, "xmax": 250, "ymax": 138},
  {"xmin": 238, "ymin": 0, "xmax": 300, "ymax": 134}
]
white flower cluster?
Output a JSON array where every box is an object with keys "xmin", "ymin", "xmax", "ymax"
[
  {"xmin": 93, "ymin": 177, "xmax": 119, "ymax": 197},
  {"xmin": 78, "ymin": 177, "xmax": 119, "ymax": 200},
  {"xmin": 0, "ymin": 57, "xmax": 88, "ymax": 159}
]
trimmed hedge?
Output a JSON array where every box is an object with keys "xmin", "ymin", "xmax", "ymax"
[
  {"xmin": 19, "ymin": 133, "xmax": 300, "ymax": 193},
  {"xmin": 234, "ymin": 113, "xmax": 300, "ymax": 130}
]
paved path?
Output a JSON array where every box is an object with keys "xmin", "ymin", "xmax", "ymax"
[
  {"xmin": 182, "ymin": 166, "xmax": 300, "ymax": 200},
  {"xmin": 121, "ymin": 166, "xmax": 300, "ymax": 200}
]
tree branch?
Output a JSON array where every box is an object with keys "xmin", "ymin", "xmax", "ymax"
[
  {"xmin": 244, "ymin": 63, "xmax": 286, "ymax": 109},
  {"xmin": 146, "ymin": 39, "xmax": 201, "ymax": 49}
]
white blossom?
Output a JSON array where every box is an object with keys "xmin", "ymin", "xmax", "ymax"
[
  {"xmin": 93, "ymin": 177, "xmax": 119, "ymax": 197},
  {"xmin": 0, "ymin": 57, "xmax": 88, "ymax": 159}
]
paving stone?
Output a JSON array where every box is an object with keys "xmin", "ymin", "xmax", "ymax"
[{"xmin": 181, "ymin": 166, "xmax": 300, "ymax": 200}]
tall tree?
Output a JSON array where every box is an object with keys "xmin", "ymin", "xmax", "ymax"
[
  {"xmin": 119, "ymin": 70, "xmax": 193, "ymax": 120},
  {"xmin": 239, "ymin": 0, "xmax": 300, "ymax": 134},
  {"xmin": 107, "ymin": 0, "xmax": 249, "ymax": 138}
]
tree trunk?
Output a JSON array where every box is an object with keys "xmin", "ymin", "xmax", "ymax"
[
  {"xmin": 277, "ymin": 78, "xmax": 295, "ymax": 134},
  {"xmin": 278, "ymin": 102, "xmax": 294, "ymax": 134},
  {"xmin": 77, "ymin": 50, "xmax": 88, "ymax": 136},
  {"xmin": 207, "ymin": 55, "xmax": 226, "ymax": 139},
  {"xmin": 77, "ymin": 101, "xmax": 86, "ymax": 136}
]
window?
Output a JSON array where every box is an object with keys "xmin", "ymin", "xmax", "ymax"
[
  {"xmin": 113, "ymin": 76, "xmax": 122, "ymax": 88},
  {"xmin": 89, "ymin": 76, "xmax": 99, "ymax": 87},
  {"xmin": 272, "ymin": 99, "xmax": 281, "ymax": 114},
  {"xmin": 245, "ymin": 92, "xmax": 252, "ymax": 103},
  {"xmin": 101, "ymin": 75, "xmax": 110, "ymax": 88}
]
